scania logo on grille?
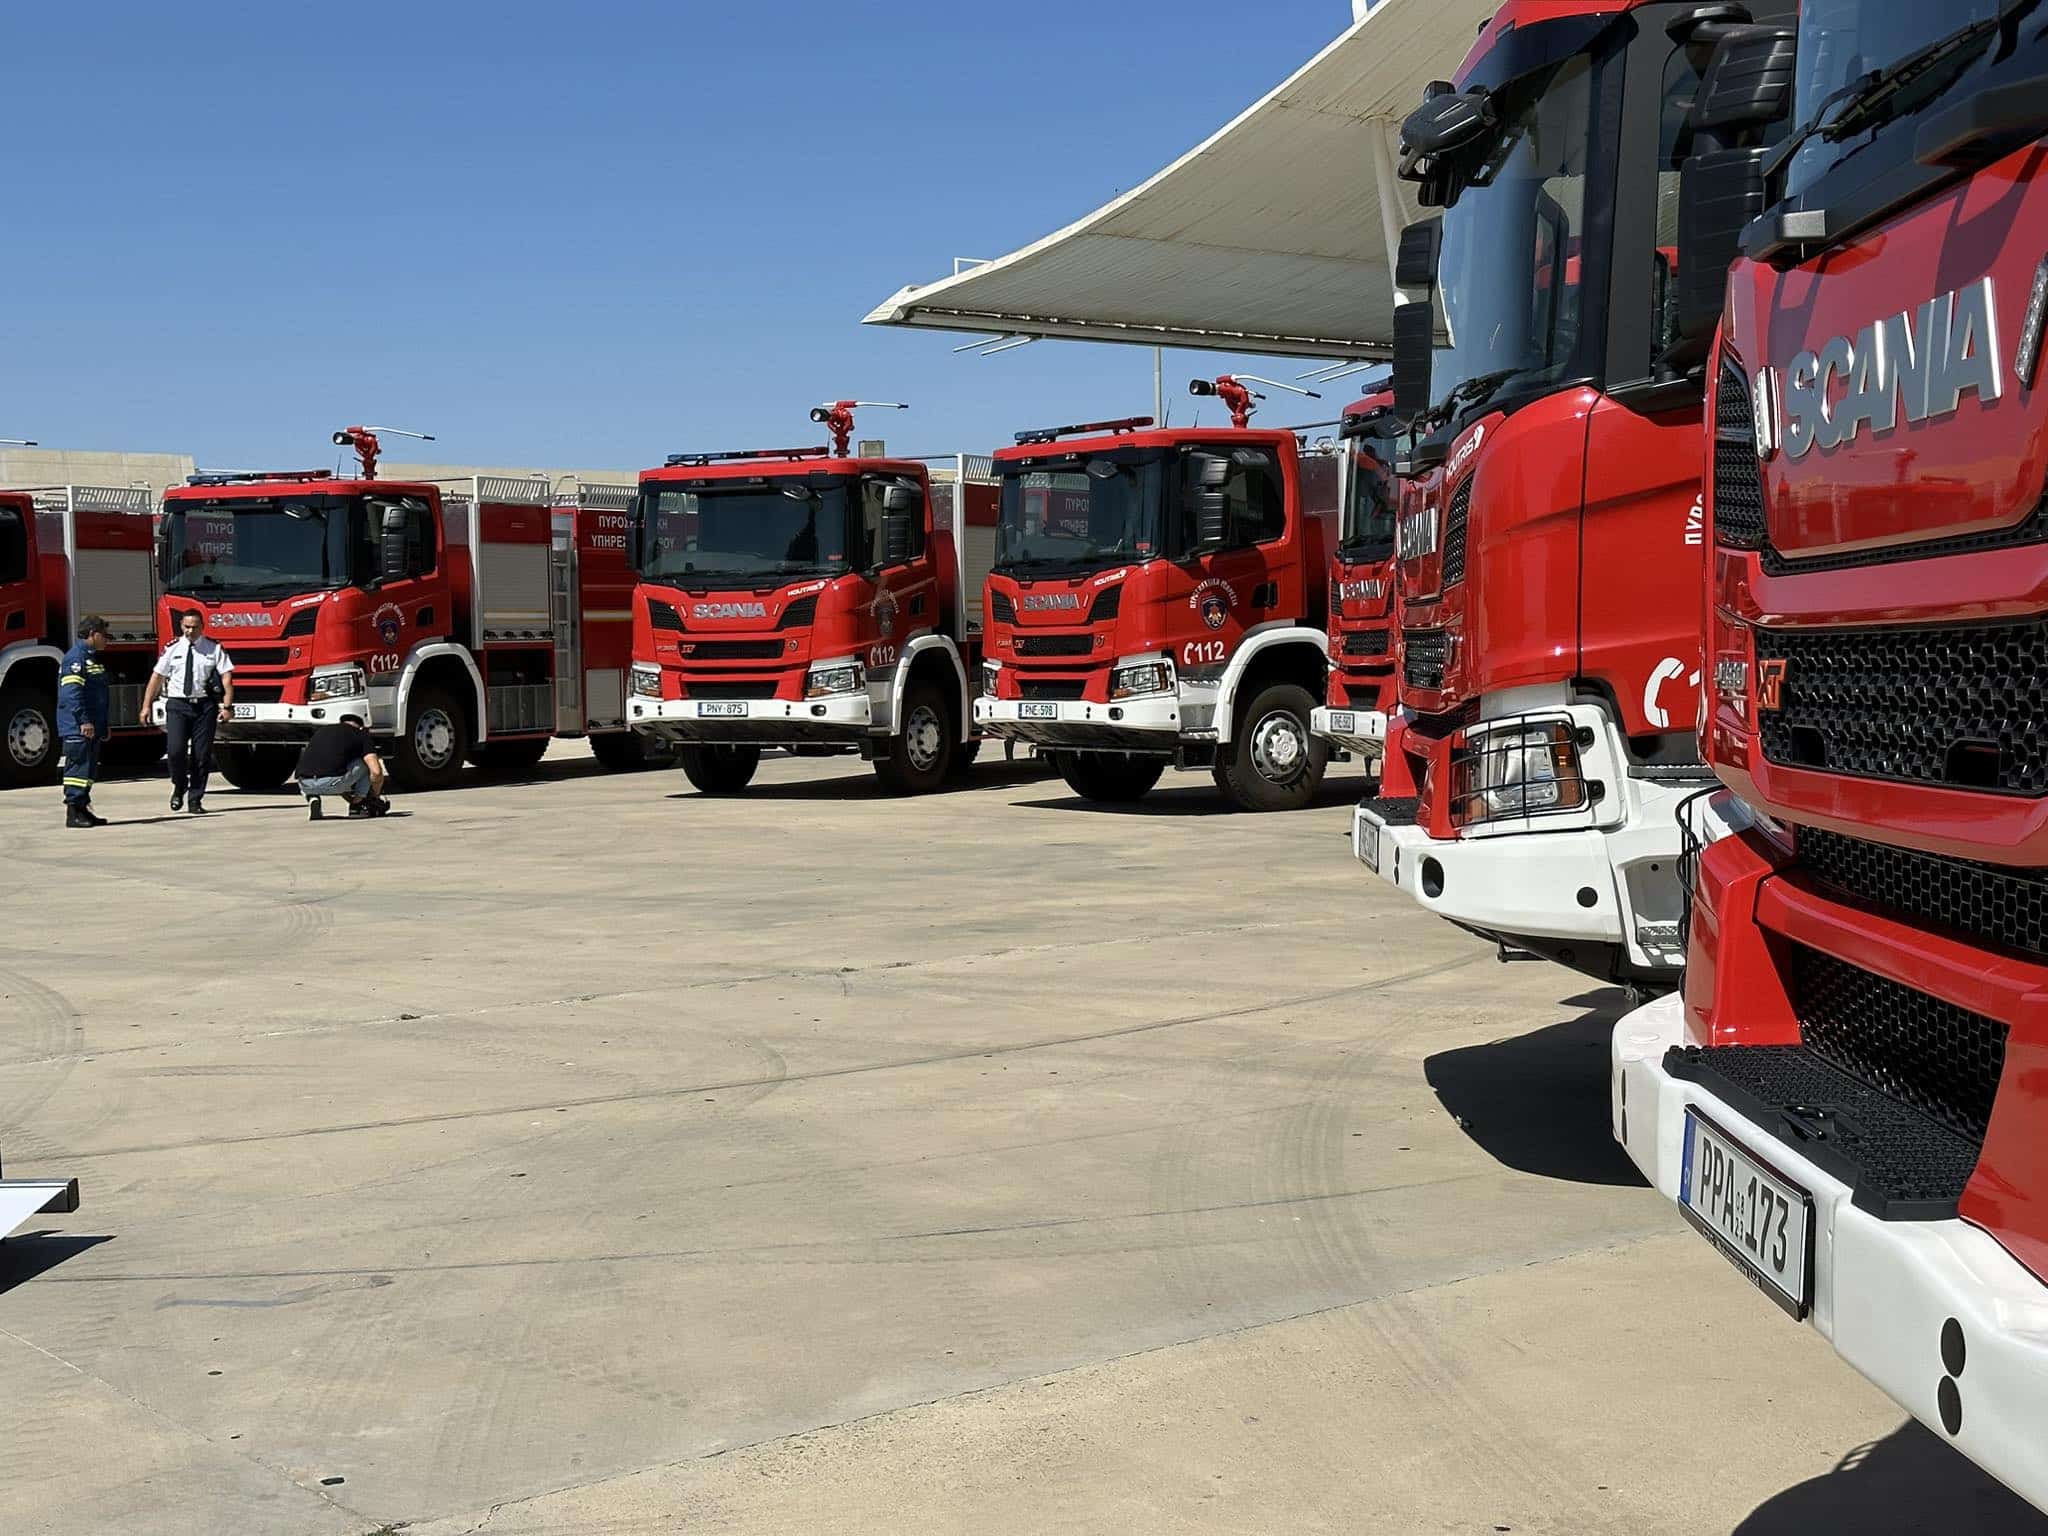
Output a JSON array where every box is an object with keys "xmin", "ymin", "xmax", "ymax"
[
  {"xmin": 1396, "ymin": 506, "xmax": 1439, "ymax": 562},
  {"xmin": 1019, "ymin": 592, "xmax": 1081, "ymax": 611},
  {"xmin": 1336, "ymin": 578, "xmax": 1387, "ymax": 602},
  {"xmin": 693, "ymin": 601, "xmax": 768, "ymax": 620},
  {"xmin": 1755, "ymin": 658, "xmax": 1789, "ymax": 712},
  {"xmin": 208, "ymin": 612, "xmax": 274, "ymax": 629}
]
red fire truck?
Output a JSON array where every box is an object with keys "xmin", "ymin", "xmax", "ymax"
[
  {"xmin": 0, "ymin": 484, "xmax": 161, "ymax": 788},
  {"xmin": 1310, "ymin": 386, "xmax": 1402, "ymax": 773},
  {"xmin": 974, "ymin": 378, "xmax": 1341, "ymax": 812},
  {"xmin": 1615, "ymin": 0, "xmax": 2048, "ymax": 1509},
  {"xmin": 623, "ymin": 402, "xmax": 998, "ymax": 795},
  {"xmin": 1348, "ymin": 0, "xmax": 1793, "ymax": 990},
  {"xmin": 153, "ymin": 428, "xmax": 657, "ymax": 790}
]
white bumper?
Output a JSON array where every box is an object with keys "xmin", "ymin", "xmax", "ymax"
[
  {"xmin": 1311, "ymin": 705, "xmax": 1387, "ymax": 758},
  {"xmin": 629, "ymin": 692, "xmax": 872, "ymax": 741},
  {"xmin": 1614, "ymin": 993, "xmax": 2048, "ymax": 1511},
  {"xmin": 974, "ymin": 690, "xmax": 1183, "ymax": 747},
  {"xmin": 156, "ymin": 694, "xmax": 373, "ymax": 738}
]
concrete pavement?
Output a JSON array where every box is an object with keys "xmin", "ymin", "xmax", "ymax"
[{"xmin": 0, "ymin": 748, "xmax": 2035, "ymax": 1534}]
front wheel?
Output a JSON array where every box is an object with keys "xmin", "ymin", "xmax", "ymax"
[
  {"xmin": 391, "ymin": 683, "xmax": 471, "ymax": 791},
  {"xmin": 212, "ymin": 742, "xmax": 297, "ymax": 792},
  {"xmin": 1213, "ymin": 681, "xmax": 1328, "ymax": 811},
  {"xmin": 0, "ymin": 683, "xmax": 60, "ymax": 789},
  {"xmin": 1058, "ymin": 752, "xmax": 1164, "ymax": 803},
  {"xmin": 678, "ymin": 743, "xmax": 759, "ymax": 794},
  {"xmin": 872, "ymin": 681, "xmax": 955, "ymax": 795}
]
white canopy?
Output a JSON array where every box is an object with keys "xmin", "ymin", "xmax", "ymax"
[{"xmin": 865, "ymin": 0, "xmax": 1495, "ymax": 361}]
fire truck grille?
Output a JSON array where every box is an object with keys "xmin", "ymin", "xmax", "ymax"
[
  {"xmin": 1088, "ymin": 584, "xmax": 1122, "ymax": 622},
  {"xmin": 684, "ymin": 681, "xmax": 779, "ymax": 700},
  {"xmin": 989, "ymin": 590, "xmax": 1016, "ymax": 626},
  {"xmin": 1341, "ymin": 629, "xmax": 1390, "ymax": 658},
  {"xmin": 777, "ymin": 595, "xmax": 818, "ymax": 629},
  {"xmin": 1441, "ymin": 476, "xmax": 1471, "ymax": 587},
  {"xmin": 1403, "ymin": 628, "xmax": 1449, "ymax": 691},
  {"xmin": 1797, "ymin": 826, "xmax": 2048, "ymax": 962},
  {"xmin": 1713, "ymin": 358, "xmax": 1767, "ymax": 550},
  {"xmin": 281, "ymin": 607, "xmax": 320, "ymax": 639},
  {"xmin": 1013, "ymin": 633, "xmax": 1095, "ymax": 658},
  {"xmin": 1795, "ymin": 947, "xmax": 2008, "ymax": 1144},
  {"xmin": 647, "ymin": 600, "xmax": 685, "ymax": 632},
  {"xmin": 1754, "ymin": 619, "xmax": 2048, "ymax": 794},
  {"xmin": 226, "ymin": 647, "xmax": 290, "ymax": 668},
  {"xmin": 679, "ymin": 640, "xmax": 783, "ymax": 661},
  {"xmin": 1018, "ymin": 678, "xmax": 1087, "ymax": 702},
  {"xmin": 233, "ymin": 685, "xmax": 284, "ymax": 704}
]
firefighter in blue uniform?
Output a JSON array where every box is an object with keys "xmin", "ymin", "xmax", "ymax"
[{"xmin": 57, "ymin": 615, "xmax": 111, "ymax": 828}]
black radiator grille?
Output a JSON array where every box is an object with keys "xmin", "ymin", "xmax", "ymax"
[
  {"xmin": 1014, "ymin": 633, "xmax": 1094, "ymax": 658},
  {"xmin": 1018, "ymin": 678, "xmax": 1087, "ymax": 701},
  {"xmin": 678, "ymin": 639, "xmax": 784, "ymax": 661},
  {"xmin": 1714, "ymin": 357, "xmax": 1767, "ymax": 550},
  {"xmin": 281, "ymin": 607, "xmax": 320, "ymax": 639},
  {"xmin": 223, "ymin": 646, "xmax": 290, "ymax": 668},
  {"xmin": 989, "ymin": 590, "xmax": 1016, "ymax": 626},
  {"xmin": 1754, "ymin": 619, "xmax": 2048, "ymax": 794},
  {"xmin": 777, "ymin": 595, "xmax": 818, "ymax": 629},
  {"xmin": 1087, "ymin": 584, "xmax": 1122, "ymax": 622},
  {"xmin": 683, "ymin": 680, "xmax": 779, "ymax": 700},
  {"xmin": 1403, "ymin": 628, "xmax": 1449, "ymax": 692},
  {"xmin": 232, "ymin": 684, "xmax": 284, "ymax": 704},
  {"xmin": 1794, "ymin": 947, "xmax": 2007, "ymax": 1145},
  {"xmin": 1341, "ymin": 628, "xmax": 1390, "ymax": 658},
  {"xmin": 647, "ymin": 600, "xmax": 684, "ymax": 632},
  {"xmin": 1442, "ymin": 476, "xmax": 1471, "ymax": 587},
  {"xmin": 1798, "ymin": 826, "xmax": 2048, "ymax": 962}
]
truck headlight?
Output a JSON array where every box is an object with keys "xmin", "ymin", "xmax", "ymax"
[
  {"xmin": 1110, "ymin": 660, "xmax": 1173, "ymax": 699},
  {"xmin": 806, "ymin": 661, "xmax": 864, "ymax": 698},
  {"xmin": 309, "ymin": 666, "xmax": 365, "ymax": 701},
  {"xmin": 1449, "ymin": 721, "xmax": 1586, "ymax": 825},
  {"xmin": 630, "ymin": 663, "xmax": 662, "ymax": 699},
  {"xmin": 982, "ymin": 661, "xmax": 999, "ymax": 697}
]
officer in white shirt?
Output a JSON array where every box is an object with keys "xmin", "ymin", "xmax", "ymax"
[{"xmin": 140, "ymin": 609, "xmax": 237, "ymax": 814}]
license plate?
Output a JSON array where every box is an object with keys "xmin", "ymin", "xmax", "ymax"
[
  {"xmin": 1019, "ymin": 702, "xmax": 1058, "ymax": 720},
  {"xmin": 1679, "ymin": 1109, "xmax": 1813, "ymax": 1318},
  {"xmin": 1328, "ymin": 711, "xmax": 1357, "ymax": 735},
  {"xmin": 230, "ymin": 704, "xmax": 256, "ymax": 720},
  {"xmin": 696, "ymin": 701, "xmax": 747, "ymax": 718},
  {"xmin": 1357, "ymin": 818, "xmax": 1381, "ymax": 874}
]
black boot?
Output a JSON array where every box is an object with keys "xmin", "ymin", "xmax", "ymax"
[
  {"xmin": 307, "ymin": 798, "xmax": 324, "ymax": 821},
  {"xmin": 66, "ymin": 806, "xmax": 95, "ymax": 828},
  {"xmin": 80, "ymin": 804, "xmax": 109, "ymax": 827}
]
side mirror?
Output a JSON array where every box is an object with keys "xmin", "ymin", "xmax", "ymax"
[
  {"xmin": 627, "ymin": 495, "xmax": 647, "ymax": 569},
  {"xmin": 1187, "ymin": 452, "xmax": 1231, "ymax": 547},
  {"xmin": 379, "ymin": 503, "xmax": 410, "ymax": 584},
  {"xmin": 880, "ymin": 480, "xmax": 921, "ymax": 514},
  {"xmin": 1392, "ymin": 303, "xmax": 1436, "ymax": 422},
  {"xmin": 881, "ymin": 506, "xmax": 918, "ymax": 565},
  {"xmin": 1399, "ymin": 93, "xmax": 1496, "ymax": 205},
  {"xmin": 1394, "ymin": 218, "xmax": 1441, "ymax": 293},
  {"xmin": 1690, "ymin": 23, "xmax": 1796, "ymax": 137},
  {"xmin": 154, "ymin": 520, "xmax": 172, "ymax": 584}
]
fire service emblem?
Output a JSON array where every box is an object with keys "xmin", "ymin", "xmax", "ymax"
[
  {"xmin": 1189, "ymin": 578, "xmax": 1236, "ymax": 630},
  {"xmin": 373, "ymin": 603, "xmax": 404, "ymax": 647}
]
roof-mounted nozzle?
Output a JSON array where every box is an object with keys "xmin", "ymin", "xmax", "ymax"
[
  {"xmin": 0, "ymin": 437, "xmax": 37, "ymax": 447},
  {"xmin": 808, "ymin": 401, "xmax": 907, "ymax": 457},
  {"xmin": 331, "ymin": 424, "xmax": 435, "ymax": 481},
  {"xmin": 1188, "ymin": 375, "xmax": 1320, "ymax": 430}
]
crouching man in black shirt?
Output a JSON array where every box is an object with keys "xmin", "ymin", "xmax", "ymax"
[{"xmin": 296, "ymin": 715, "xmax": 390, "ymax": 820}]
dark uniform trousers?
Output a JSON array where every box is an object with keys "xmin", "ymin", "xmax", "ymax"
[
  {"xmin": 165, "ymin": 698, "xmax": 220, "ymax": 803},
  {"xmin": 61, "ymin": 735, "xmax": 100, "ymax": 808}
]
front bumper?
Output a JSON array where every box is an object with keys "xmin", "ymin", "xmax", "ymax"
[
  {"xmin": 156, "ymin": 693, "xmax": 371, "ymax": 743},
  {"xmin": 629, "ymin": 692, "xmax": 871, "ymax": 747},
  {"xmin": 974, "ymin": 691, "xmax": 1183, "ymax": 755},
  {"xmin": 1614, "ymin": 993, "xmax": 2048, "ymax": 1512},
  {"xmin": 1311, "ymin": 705, "xmax": 1387, "ymax": 759}
]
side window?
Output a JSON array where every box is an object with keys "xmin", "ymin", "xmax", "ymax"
[
  {"xmin": 406, "ymin": 501, "xmax": 437, "ymax": 575},
  {"xmin": 1651, "ymin": 43, "xmax": 1708, "ymax": 356},
  {"xmin": 0, "ymin": 506, "xmax": 26, "ymax": 586},
  {"xmin": 859, "ymin": 477, "xmax": 926, "ymax": 571},
  {"xmin": 1176, "ymin": 446, "xmax": 1286, "ymax": 552}
]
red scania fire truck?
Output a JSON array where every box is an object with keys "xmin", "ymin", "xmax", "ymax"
[
  {"xmin": 1311, "ymin": 386, "xmax": 1402, "ymax": 772},
  {"xmin": 0, "ymin": 484, "xmax": 161, "ymax": 788},
  {"xmin": 1348, "ymin": 0, "xmax": 1793, "ymax": 990},
  {"xmin": 1615, "ymin": 0, "xmax": 2048, "ymax": 1509},
  {"xmin": 974, "ymin": 377, "xmax": 1341, "ymax": 812},
  {"xmin": 623, "ymin": 402, "xmax": 999, "ymax": 795},
  {"xmin": 153, "ymin": 428, "xmax": 655, "ymax": 790}
]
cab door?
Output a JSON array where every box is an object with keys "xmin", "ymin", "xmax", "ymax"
[{"xmin": 1167, "ymin": 441, "xmax": 1290, "ymax": 674}]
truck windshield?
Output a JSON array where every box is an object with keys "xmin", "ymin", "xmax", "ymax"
[
  {"xmin": 995, "ymin": 451, "xmax": 1166, "ymax": 576},
  {"xmin": 635, "ymin": 479, "xmax": 860, "ymax": 585},
  {"xmin": 1339, "ymin": 429, "xmax": 1399, "ymax": 558},
  {"xmin": 161, "ymin": 495, "xmax": 355, "ymax": 597},
  {"xmin": 1425, "ymin": 51, "xmax": 1598, "ymax": 422},
  {"xmin": 1786, "ymin": 0, "xmax": 2002, "ymax": 196}
]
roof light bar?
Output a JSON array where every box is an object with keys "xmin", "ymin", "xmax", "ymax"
[
  {"xmin": 185, "ymin": 469, "xmax": 338, "ymax": 486},
  {"xmin": 1012, "ymin": 415, "xmax": 1155, "ymax": 446},
  {"xmin": 663, "ymin": 446, "xmax": 833, "ymax": 467}
]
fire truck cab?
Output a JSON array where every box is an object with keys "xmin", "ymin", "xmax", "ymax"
[{"xmin": 1310, "ymin": 386, "xmax": 1402, "ymax": 770}]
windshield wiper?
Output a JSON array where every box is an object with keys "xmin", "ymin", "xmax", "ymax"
[
  {"xmin": 1428, "ymin": 368, "xmax": 1520, "ymax": 432},
  {"xmin": 1767, "ymin": 0, "xmax": 2039, "ymax": 182}
]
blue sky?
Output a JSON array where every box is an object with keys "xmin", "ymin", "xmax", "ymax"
[{"xmin": 3, "ymin": 1, "xmax": 1364, "ymax": 471}]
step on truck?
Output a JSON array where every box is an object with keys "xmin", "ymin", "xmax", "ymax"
[
  {"xmin": 1613, "ymin": 0, "xmax": 2048, "ymax": 1511},
  {"xmin": 0, "ymin": 484, "xmax": 161, "ymax": 788},
  {"xmin": 624, "ymin": 402, "xmax": 998, "ymax": 795},
  {"xmin": 1310, "ymin": 385, "xmax": 1402, "ymax": 773},
  {"xmin": 153, "ymin": 427, "xmax": 658, "ymax": 790},
  {"xmin": 974, "ymin": 379, "xmax": 1342, "ymax": 811},
  {"xmin": 1348, "ymin": 0, "xmax": 1793, "ymax": 990}
]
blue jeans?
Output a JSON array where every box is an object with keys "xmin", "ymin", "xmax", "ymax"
[{"xmin": 299, "ymin": 760, "xmax": 372, "ymax": 800}]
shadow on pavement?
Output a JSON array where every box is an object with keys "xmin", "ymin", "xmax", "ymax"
[
  {"xmin": 1014, "ymin": 773, "xmax": 1372, "ymax": 818},
  {"xmin": 0, "ymin": 1233, "xmax": 111, "ymax": 1296},
  {"xmin": 1422, "ymin": 997, "xmax": 1647, "ymax": 1186},
  {"xmin": 669, "ymin": 760, "xmax": 1059, "ymax": 802},
  {"xmin": 1736, "ymin": 1421, "xmax": 2046, "ymax": 1533}
]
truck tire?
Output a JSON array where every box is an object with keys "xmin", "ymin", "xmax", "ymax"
[
  {"xmin": 468, "ymin": 737, "xmax": 550, "ymax": 777},
  {"xmin": 212, "ymin": 742, "xmax": 297, "ymax": 792},
  {"xmin": 678, "ymin": 744, "xmax": 759, "ymax": 794},
  {"xmin": 1213, "ymin": 680, "xmax": 1329, "ymax": 812},
  {"xmin": 0, "ymin": 683, "xmax": 60, "ymax": 789},
  {"xmin": 947, "ymin": 737, "xmax": 984, "ymax": 779},
  {"xmin": 1058, "ymin": 752, "xmax": 1164, "ymax": 803},
  {"xmin": 391, "ymin": 683, "xmax": 471, "ymax": 792},
  {"xmin": 589, "ymin": 731, "xmax": 673, "ymax": 773},
  {"xmin": 872, "ymin": 680, "xmax": 954, "ymax": 795}
]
